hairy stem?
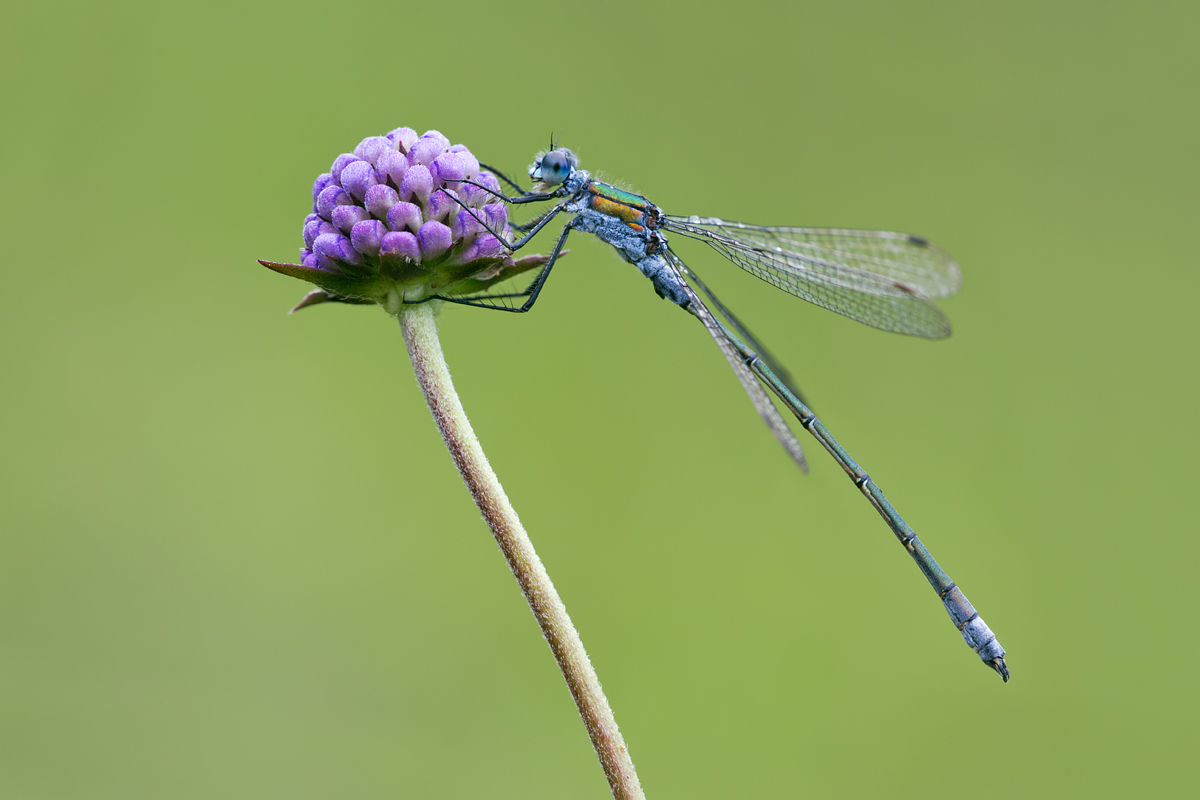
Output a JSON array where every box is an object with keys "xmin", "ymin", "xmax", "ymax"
[{"xmin": 397, "ymin": 301, "xmax": 644, "ymax": 800}]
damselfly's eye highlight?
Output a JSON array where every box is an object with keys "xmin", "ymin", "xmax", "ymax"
[{"xmin": 537, "ymin": 149, "xmax": 575, "ymax": 185}]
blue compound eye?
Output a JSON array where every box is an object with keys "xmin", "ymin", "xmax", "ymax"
[{"xmin": 539, "ymin": 149, "xmax": 574, "ymax": 185}]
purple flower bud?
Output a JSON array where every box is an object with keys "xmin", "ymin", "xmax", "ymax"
[
  {"xmin": 473, "ymin": 234, "xmax": 507, "ymax": 260},
  {"xmin": 314, "ymin": 232, "xmax": 363, "ymax": 266},
  {"xmin": 421, "ymin": 130, "xmax": 450, "ymax": 149},
  {"xmin": 477, "ymin": 171, "xmax": 501, "ymax": 195},
  {"xmin": 459, "ymin": 184, "xmax": 483, "ymax": 207},
  {"xmin": 387, "ymin": 127, "xmax": 419, "ymax": 154},
  {"xmin": 339, "ymin": 160, "xmax": 378, "ymax": 202},
  {"xmin": 484, "ymin": 203, "xmax": 508, "ymax": 232},
  {"xmin": 459, "ymin": 180, "xmax": 491, "ymax": 208},
  {"xmin": 351, "ymin": 219, "xmax": 387, "ymax": 257},
  {"xmin": 385, "ymin": 201, "xmax": 422, "ymax": 233},
  {"xmin": 330, "ymin": 154, "xmax": 360, "ymax": 183},
  {"xmin": 400, "ymin": 164, "xmax": 433, "ymax": 206},
  {"xmin": 302, "ymin": 250, "xmax": 320, "ymax": 269},
  {"xmin": 332, "ymin": 204, "xmax": 369, "ymax": 234},
  {"xmin": 354, "ymin": 136, "xmax": 393, "ymax": 166},
  {"xmin": 364, "ymin": 184, "xmax": 400, "ymax": 219},
  {"xmin": 448, "ymin": 144, "xmax": 470, "ymax": 153},
  {"xmin": 316, "ymin": 184, "xmax": 354, "ymax": 221},
  {"xmin": 304, "ymin": 216, "xmax": 337, "ymax": 249},
  {"xmin": 456, "ymin": 149, "xmax": 480, "ymax": 177},
  {"xmin": 451, "ymin": 207, "xmax": 485, "ymax": 241},
  {"xmin": 380, "ymin": 230, "xmax": 420, "ymax": 263},
  {"xmin": 417, "ymin": 220, "xmax": 453, "ymax": 262},
  {"xmin": 424, "ymin": 188, "xmax": 459, "ymax": 223},
  {"xmin": 312, "ymin": 173, "xmax": 336, "ymax": 203},
  {"xmin": 453, "ymin": 234, "xmax": 507, "ymax": 266},
  {"xmin": 430, "ymin": 151, "xmax": 479, "ymax": 187},
  {"xmin": 407, "ymin": 137, "xmax": 445, "ymax": 168},
  {"xmin": 376, "ymin": 150, "xmax": 409, "ymax": 187},
  {"xmin": 460, "ymin": 171, "xmax": 499, "ymax": 206}
]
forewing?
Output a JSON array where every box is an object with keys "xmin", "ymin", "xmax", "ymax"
[
  {"xmin": 664, "ymin": 216, "xmax": 957, "ymax": 339},
  {"xmin": 668, "ymin": 216, "xmax": 961, "ymax": 297}
]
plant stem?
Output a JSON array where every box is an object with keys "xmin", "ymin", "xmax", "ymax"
[{"xmin": 397, "ymin": 301, "xmax": 645, "ymax": 800}]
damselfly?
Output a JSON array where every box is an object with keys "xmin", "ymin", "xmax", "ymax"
[{"xmin": 430, "ymin": 146, "xmax": 1008, "ymax": 681}]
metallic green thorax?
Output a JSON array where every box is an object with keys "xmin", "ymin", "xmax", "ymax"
[
  {"xmin": 592, "ymin": 181, "xmax": 651, "ymax": 208},
  {"xmin": 587, "ymin": 181, "xmax": 660, "ymax": 230}
]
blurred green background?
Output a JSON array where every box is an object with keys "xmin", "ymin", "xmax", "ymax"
[{"xmin": 2, "ymin": 0, "xmax": 1196, "ymax": 797}]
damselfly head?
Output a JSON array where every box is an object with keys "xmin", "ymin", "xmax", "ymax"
[{"xmin": 528, "ymin": 147, "xmax": 578, "ymax": 187}]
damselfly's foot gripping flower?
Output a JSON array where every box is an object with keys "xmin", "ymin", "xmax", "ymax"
[{"xmin": 259, "ymin": 127, "xmax": 552, "ymax": 313}]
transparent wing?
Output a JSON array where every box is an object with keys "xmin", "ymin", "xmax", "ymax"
[
  {"xmin": 661, "ymin": 249, "xmax": 809, "ymax": 474},
  {"xmin": 666, "ymin": 216, "xmax": 961, "ymax": 298},
  {"xmin": 662, "ymin": 216, "xmax": 959, "ymax": 339},
  {"xmin": 672, "ymin": 256, "xmax": 815, "ymax": 410}
]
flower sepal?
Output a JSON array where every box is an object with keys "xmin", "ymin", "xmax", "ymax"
[
  {"xmin": 257, "ymin": 259, "xmax": 393, "ymax": 303},
  {"xmin": 287, "ymin": 288, "xmax": 375, "ymax": 313}
]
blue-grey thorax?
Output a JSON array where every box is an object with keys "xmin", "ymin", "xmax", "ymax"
[{"xmin": 562, "ymin": 173, "xmax": 691, "ymax": 307}]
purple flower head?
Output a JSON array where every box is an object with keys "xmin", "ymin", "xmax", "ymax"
[{"xmin": 261, "ymin": 125, "xmax": 548, "ymax": 312}]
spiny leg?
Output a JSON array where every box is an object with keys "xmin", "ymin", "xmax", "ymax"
[
  {"xmin": 456, "ymin": 177, "xmax": 559, "ymax": 206},
  {"xmin": 479, "ymin": 162, "xmax": 534, "ymax": 196},
  {"xmin": 510, "ymin": 205, "xmax": 561, "ymax": 234},
  {"xmin": 434, "ymin": 186, "xmax": 567, "ymax": 254},
  {"xmin": 433, "ymin": 221, "xmax": 576, "ymax": 314}
]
